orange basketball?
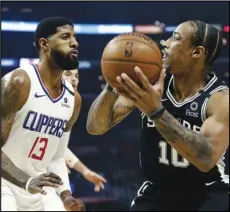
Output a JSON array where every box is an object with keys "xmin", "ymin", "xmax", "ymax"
[{"xmin": 101, "ymin": 32, "xmax": 162, "ymax": 89}]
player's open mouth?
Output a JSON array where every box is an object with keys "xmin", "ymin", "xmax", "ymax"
[
  {"xmin": 70, "ymin": 49, "xmax": 78, "ymax": 58},
  {"xmin": 162, "ymin": 50, "xmax": 168, "ymax": 59}
]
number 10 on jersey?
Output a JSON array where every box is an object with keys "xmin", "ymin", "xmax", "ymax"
[
  {"xmin": 159, "ymin": 141, "xmax": 190, "ymax": 168},
  {"xmin": 28, "ymin": 137, "xmax": 48, "ymax": 160}
]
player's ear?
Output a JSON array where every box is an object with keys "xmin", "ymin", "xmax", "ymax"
[
  {"xmin": 39, "ymin": 38, "xmax": 49, "ymax": 51},
  {"xmin": 191, "ymin": 46, "xmax": 205, "ymax": 59}
]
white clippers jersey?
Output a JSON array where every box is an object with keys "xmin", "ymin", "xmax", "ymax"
[{"xmin": 2, "ymin": 64, "xmax": 75, "ymax": 177}]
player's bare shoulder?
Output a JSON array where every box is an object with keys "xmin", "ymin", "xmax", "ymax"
[
  {"xmin": 206, "ymin": 88, "xmax": 229, "ymax": 121},
  {"xmin": 1, "ymin": 68, "xmax": 31, "ymax": 113}
]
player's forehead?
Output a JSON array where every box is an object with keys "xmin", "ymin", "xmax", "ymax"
[
  {"xmin": 63, "ymin": 69, "xmax": 78, "ymax": 75},
  {"xmin": 71, "ymin": 69, "xmax": 78, "ymax": 75},
  {"xmin": 173, "ymin": 22, "xmax": 193, "ymax": 40},
  {"xmin": 55, "ymin": 25, "xmax": 75, "ymax": 36}
]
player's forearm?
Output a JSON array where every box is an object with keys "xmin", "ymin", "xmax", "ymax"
[
  {"xmin": 73, "ymin": 160, "xmax": 90, "ymax": 176},
  {"xmin": 1, "ymin": 150, "xmax": 30, "ymax": 189},
  {"xmin": 65, "ymin": 148, "xmax": 89, "ymax": 175},
  {"xmin": 87, "ymin": 88, "xmax": 119, "ymax": 135},
  {"xmin": 154, "ymin": 110, "xmax": 213, "ymax": 172}
]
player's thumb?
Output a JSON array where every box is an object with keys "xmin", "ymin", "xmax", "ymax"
[
  {"xmin": 157, "ymin": 68, "xmax": 166, "ymax": 89},
  {"xmin": 37, "ymin": 187, "xmax": 47, "ymax": 195}
]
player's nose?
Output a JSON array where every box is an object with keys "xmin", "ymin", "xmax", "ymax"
[
  {"xmin": 70, "ymin": 37, "xmax": 79, "ymax": 48},
  {"xmin": 160, "ymin": 39, "xmax": 169, "ymax": 49}
]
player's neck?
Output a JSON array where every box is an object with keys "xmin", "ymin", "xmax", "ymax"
[
  {"xmin": 172, "ymin": 71, "xmax": 206, "ymax": 103},
  {"xmin": 37, "ymin": 59, "xmax": 63, "ymax": 90}
]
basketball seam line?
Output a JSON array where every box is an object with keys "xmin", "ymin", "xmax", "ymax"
[
  {"xmin": 106, "ymin": 38, "xmax": 162, "ymax": 59},
  {"xmin": 101, "ymin": 59, "xmax": 161, "ymax": 69}
]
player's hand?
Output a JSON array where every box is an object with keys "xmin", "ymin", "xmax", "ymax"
[
  {"xmin": 27, "ymin": 172, "xmax": 63, "ymax": 195},
  {"xmin": 116, "ymin": 66, "xmax": 166, "ymax": 115},
  {"xmin": 83, "ymin": 169, "xmax": 107, "ymax": 192},
  {"xmin": 63, "ymin": 196, "xmax": 85, "ymax": 211}
]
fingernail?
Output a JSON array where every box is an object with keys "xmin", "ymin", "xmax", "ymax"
[
  {"xmin": 134, "ymin": 67, "xmax": 140, "ymax": 73},
  {"xmin": 121, "ymin": 73, "xmax": 126, "ymax": 78}
]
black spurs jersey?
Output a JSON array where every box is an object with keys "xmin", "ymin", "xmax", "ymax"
[{"xmin": 140, "ymin": 73, "xmax": 229, "ymax": 192}]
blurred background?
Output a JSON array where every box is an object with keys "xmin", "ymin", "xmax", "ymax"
[{"xmin": 1, "ymin": 1, "xmax": 229, "ymax": 211}]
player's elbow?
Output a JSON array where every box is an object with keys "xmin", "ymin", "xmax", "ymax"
[
  {"xmin": 87, "ymin": 128, "xmax": 108, "ymax": 135},
  {"xmin": 196, "ymin": 158, "xmax": 218, "ymax": 172},
  {"xmin": 86, "ymin": 123, "xmax": 109, "ymax": 135},
  {"xmin": 197, "ymin": 164, "xmax": 213, "ymax": 172}
]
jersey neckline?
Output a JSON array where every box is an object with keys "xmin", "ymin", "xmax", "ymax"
[
  {"xmin": 166, "ymin": 74, "xmax": 217, "ymax": 107},
  {"xmin": 32, "ymin": 63, "xmax": 66, "ymax": 103}
]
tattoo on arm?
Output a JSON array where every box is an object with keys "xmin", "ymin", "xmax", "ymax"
[
  {"xmin": 87, "ymin": 89, "xmax": 119, "ymax": 133},
  {"xmin": 1, "ymin": 151, "xmax": 30, "ymax": 189},
  {"xmin": 111, "ymin": 103, "xmax": 135, "ymax": 126},
  {"xmin": 1, "ymin": 70, "xmax": 31, "ymax": 188},
  {"xmin": 1, "ymin": 74, "xmax": 22, "ymax": 145},
  {"xmin": 154, "ymin": 111, "xmax": 212, "ymax": 166}
]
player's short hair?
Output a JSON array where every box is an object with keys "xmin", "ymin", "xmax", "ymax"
[
  {"xmin": 34, "ymin": 17, "xmax": 74, "ymax": 50},
  {"xmin": 189, "ymin": 20, "xmax": 223, "ymax": 67}
]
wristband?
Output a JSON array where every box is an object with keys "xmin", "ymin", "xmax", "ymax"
[
  {"xmin": 147, "ymin": 106, "xmax": 166, "ymax": 120},
  {"xmin": 105, "ymin": 83, "xmax": 116, "ymax": 93},
  {"xmin": 25, "ymin": 177, "xmax": 34, "ymax": 192},
  {"xmin": 63, "ymin": 196, "xmax": 73, "ymax": 202}
]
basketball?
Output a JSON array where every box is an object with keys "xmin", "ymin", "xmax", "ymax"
[{"xmin": 101, "ymin": 32, "xmax": 162, "ymax": 89}]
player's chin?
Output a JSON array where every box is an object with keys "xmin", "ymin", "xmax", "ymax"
[
  {"xmin": 72, "ymin": 86, "xmax": 77, "ymax": 92},
  {"xmin": 162, "ymin": 59, "xmax": 170, "ymax": 69}
]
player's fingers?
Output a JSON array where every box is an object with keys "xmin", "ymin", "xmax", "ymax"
[
  {"xmin": 115, "ymin": 89, "xmax": 136, "ymax": 102},
  {"xmin": 94, "ymin": 184, "xmax": 100, "ymax": 192},
  {"xmin": 134, "ymin": 66, "xmax": 151, "ymax": 91},
  {"xmin": 99, "ymin": 182, "xmax": 105, "ymax": 190},
  {"xmin": 116, "ymin": 76, "xmax": 139, "ymax": 100},
  {"xmin": 120, "ymin": 73, "xmax": 143, "ymax": 96},
  {"xmin": 38, "ymin": 181, "xmax": 60, "ymax": 188},
  {"xmin": 43, "ymin": 172, "xmax": 62, "ymax": 181},
  {"xmin": 32, "ymin": 187, "xmax": 47, "ymax": 195},
  {"xmin": 97, "ymin": 175, "xmax": 107, "ymax": 183},
  {"xmin": 40, "ymin": 189, "xmax": 47, "ymax": 195},
  {"xmin": 43, "ymin": 176, "xmax": 63, "ymax": 185}
]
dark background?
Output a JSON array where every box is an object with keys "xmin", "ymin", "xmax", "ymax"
[{"xmin": 1, "ymin": 1, "xmax": 229, "ymax": 211}]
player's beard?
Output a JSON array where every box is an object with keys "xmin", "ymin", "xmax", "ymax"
[{"xmin": 51, "ymin": 50, "xmax": 79, "ymax": 70}]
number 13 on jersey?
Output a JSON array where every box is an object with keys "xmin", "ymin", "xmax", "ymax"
[{"xmin": 28, "ymin": 137, "xmax": 48, "ymax": 160}]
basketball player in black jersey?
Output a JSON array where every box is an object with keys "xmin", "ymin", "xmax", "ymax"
[{"xmin": 87, "ymin": 20, "xmax": 229, "ymax": 210}]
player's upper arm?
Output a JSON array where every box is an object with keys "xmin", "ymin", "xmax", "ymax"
[
  {"xmin": 1, "ymin": 69, "xmax": 30, "ymax": 146},
  {"xmin": 110, "ymin": 95, "xmax": 136, "ymax": 128},
  {"xmin": 200, "ymin": 89, "xmax": 229, "ymax": 168},
  {"xmin": 64, "ymin": 91, "xmax": 82, "ymax": 132}
]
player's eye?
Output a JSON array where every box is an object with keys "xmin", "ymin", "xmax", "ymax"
[
  {"xmin": 172, "ymin": 35, "xmax": 180, "ymax": 41},
  {"xmin": 65, "ymin": 72, "xmax": 71, "ymax": 76},
  {"xmin": 61, "ymin": 34, "xmax": 69, "ymax": 40}
]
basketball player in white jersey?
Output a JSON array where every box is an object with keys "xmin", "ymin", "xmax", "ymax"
[
  {"xmin": 87, "ymin": 21, "xmax": 229, "ymax": 210},
  {"xmin": 1, "ymin": 17, "xmax": 85, "ymax": 211},
  {"xmin": 62, "ymin": 69, "xmax": 107, "ymax": 192}
]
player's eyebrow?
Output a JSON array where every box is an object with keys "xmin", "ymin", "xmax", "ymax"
[{"xmin": 173, "ymin": 32, "xmax": 181, "ymax": 37}]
